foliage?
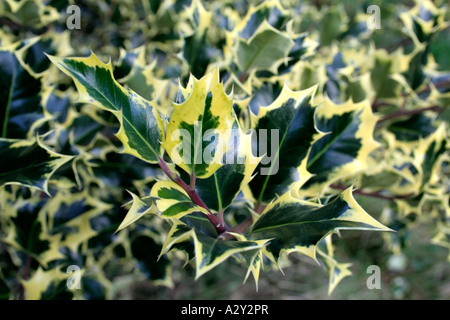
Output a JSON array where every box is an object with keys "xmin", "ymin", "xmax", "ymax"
[{"xmin": 0, "ymin": 0, "xmax": 449, "ymax": 300}]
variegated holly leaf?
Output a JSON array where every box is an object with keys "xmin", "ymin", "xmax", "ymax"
[
  {"xmin": 164, "ymin": 68, "xmax": 235, "ymax": 179},
  {"xmin": 370, "ymin": 49, "xmax": 408, "ymax": 102},
  {"xmin": 233, "ymin": 0, "xmax": 289, "ymax": 41},
  {"xmin": 160, "ymin": 220, "xmax": 267, "ymax": 279},
  {"xmin": 319, "ymin": 6, "xmax": 347, "ymax": 46},
  {"xmin": 231, "ymin": 233, "xmax": 268, "ymax": 290},
  {"xmin": 1, "ymin": 0, "xmax": 59, "ymax": 28},
  {"xmin": 15, "ymin": 34, "xmax": 73, "ymax": 77},
  {"xmin": 227, "ymin": 0, "xmax": 293, "ymax": 76},
  {"xmin": 47, "ymin": 53, "xmax": 165, "ymax": 164},
  {"xmin": 43, "ymin": 190, "xmax": 112, "ymax": 253},
  {"xmin": 180, "ymin": 121, "xmax": 260, "ymax": 212},
  {"xmin": 2, "ymin": 195, "xmax": 54, "ymax": 265},
  {"xmin": 0, "ymin": 42, "xmax": 44, "ymax": 139},
  {"xmin": 41, "ymin": 88, "xmax": 71, "ymax": 125},
  {"xmin": 115, "ymin": 192, "xmax": 157, "ymax": 233},
  {"xmin": 387, "ymin": 113, "xmax": 435, "ymax": 142},
  {"xmin": 240, "ymin": 247, "xmax": 264, "ymax": 290},
  {"xmin": 249, "ymin": 187, "xmax": 391, "ymax": 264},
  {"xmin": 400, "ymin": 0, "xmax": 449, "ymax": 44},
  {"xmin": 317, "ymin": 235, "xmax": 352, "ymax": 295},
  {"xmin": 180, "ymin": 0, "xmax": 217, "ymax": 78},
  {"xmin": 248, "ymin": 85, "xmax": 319, "ymax": 203},
  {"xmin": 151, "ymin": 180, "xmax": 210, "ymax": 219},
  {"xmin": 413, "ymin": 123, "xmax": 447, "ymax": 190},
  {"xmin": 304, "ymin": 98, "xmax": 380, "ymax": 194},
  {"xmin": 234, "ymin": 20, "xmax": 294, "ymax": 75},
  {"xmin": 383, "ymin": 123, "xmax": 448, "ymax": 193},
  {"xmin": 121, "ymin": 61, "xmax": 170, "ymax": 103},
  {"xmin": 276, "ymin": 31, "xmax": 318, "ymax": 75},
  {"xmin": 21, "ymin": 267, "xmax": 72, "ymax": 300},
  {"xmin": 113, "ymin": 46, "xmax": 146, "ymax": 80},
  {"xmin": 0, "ymin": 137, "xmax": 73, "ymax": 194}
]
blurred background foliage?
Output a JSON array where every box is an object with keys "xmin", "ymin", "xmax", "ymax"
[{"xmin": 0, "ymin": 0, "xmax": 449, "ymax": 299}]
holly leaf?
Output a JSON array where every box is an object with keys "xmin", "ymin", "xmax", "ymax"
[
  {"xmin": 2, "ymin": 0, "xmax": 59, "ymax": 28},
  {"xmin": 234, "ymin": 0, "xmax": 289, "ymax": 40},
  {"xmin": 121, "ymin": 61, "xmax": 170, "ymax": 104},
  {"xmin": 248, "ymin": 84, "xmax": 319, "ymax": 203},
  {"xmin": 21, "ymin": 267, "xmax": 72, "ymax": 300},
  {"xmin": 231, "ymin": 233, "xmax": 268, "ymax": 290},
  {"xmin": 53, "ymin": 192, "xmax": 112, "ymax": 253},
  {"xmin": 115, "ymin": 191, "xmax": 158, "ymax": 233},
  {"xmin": 317, "ymin": 235, "xmax": 352, "ymax": 295},
  {"xmin": 183, "ymin": 122, "xmax": 260, "ymax": 212},
  {"xmin": 304, "ymin": 98, "xmax": 380, "ymax": 194},
  {"xmin": 0, "ymin": 137, "xmax": 73, "ymax": 194},
  {"xmin": 387, "ymin": 113, "xmax": 435, "ymax": 142},
  {"xmin": 47, "ymin": 53, "xmax": 165, "ymax": 164},
  {"xmin": 160, "ymin": 220, "xmax": 268, "ymax": 279},
  {"xmin": 150, "ymin": 180, "xmax": 210, "ymax": 218},
  {"xmin": 3, "ymin": 196, "xmax": 51, "ymax": 263},
  {"xmin": 164, "ymin": 68, "xmax": 235, "ymax": 179},
  {"xmin": 0, "ymin": 42, "xmax": 44, "ymax": 139},
  {"xmin": 249, "ymin": 187, "xmax": 391, "ymax": 264},
  {"xmin": 370, "ymin": 49, "xmax": 408, "ymax": 102},
  {"xmin": 234, "ymin": 20, "xmax": 294, "ymax": 74},
  {"xmin": 399, "ymin": 0, "xmax": 449, "ymax": 44},
  {"xmin": 180, "ymin": 0, "xmax": 217, "ymax": 78},
  {"xmin": 413, "ymin": 123, "xmax": 447, "ymax": 189}
]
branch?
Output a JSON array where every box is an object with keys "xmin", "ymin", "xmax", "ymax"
[
  {"xmin": 157, "ymin": 156, "xmax": 228, "ymax": 234},
  {"xmin": 226, "ymin": 217, "xmax": 253, "ymax": 234},
  {"xmin": 19, "ymin": 254, "xmax": 32, "ymax": 300},
  {"xmin": 330, "ymin": 184, "xmax": 414, "ymax": 201},
  {"xmin": 238, "ymin": 72, "xmax": 248, "ymax": 83},
  {"xmin": 220, "ymin": 202, "xmax": 266, "ymax": 240},
  {"xmin": 372, "ymin": 78, "xmax": 450, "ymax": 112},
  {"xmin": 0, "ymin": 18, "xmax": 48, "ymax": 34},
  {"xmin": 377, "ymin": 105, "xmax": 442, "ymax": 125}
]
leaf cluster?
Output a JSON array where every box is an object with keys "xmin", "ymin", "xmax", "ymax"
[{"xmin": 0, "ymin": 0, "xmax": 449, "ymax": 299}]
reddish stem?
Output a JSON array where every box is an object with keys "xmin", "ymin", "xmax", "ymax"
[
  {"xmin": 220, "ymin": 202, "xmax": 266, "ymax": 240},
  {"xmin": 330, "ymin": 184, "xmax": 414, "ymax": 201},
  {"xmin": 157, "ymin": 157, "xmax": 228, "ymax": 234},
  {"xmin": 377, "ymin": 105, "xmax": 442, "ymax": 125},
  {"xmin": 238, "ymin": 72, "xmax": 248, "ymax": 83}
]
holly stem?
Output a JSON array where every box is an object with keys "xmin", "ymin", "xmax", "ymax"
[
  {"xmin": 330, "ymin": 183, "xmax": 414, "ymax": 201},
  {"xmin": 377, "ymin": 105, "xmax": 442, "ymax": 125},
  {"xmin": 157, "ymin": 156, "xmax": 228, "ymax": 234},
  {"xmin": 220, "ymin": 201, "xmax": 266, "ymax": 240}
]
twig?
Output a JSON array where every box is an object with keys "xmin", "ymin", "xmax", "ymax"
[
  {"xmin": 330, "ymin": 183, "xmax": 414, "ymax": 201},
  {"xmin": 19, "ymin": 255, "xmax": 32, "ymax": 300},
  {"xmin": 238, "ymin": 72, "xmax": 248, "ymax": 83},
  {"xmin": 220, "ymin": 202, "xmax": 267, "ymax": 240},
  {"xmin": 157, "ymin": 156, "xmax": 228, "ymax": 234},
  {"xmin": 377, "ymin": 105, "xmax": 442, "ymax": 125},
  {"xmin": 226, "ymin": 217, "xmax": 253, "ymax": 235},
  {"xmin": 372, "ymin": 78, "xmax": 450, "ymax": 111},
  {"xmin": 189, "ymin": 173, "xmax": 196, "ymax": 190}
]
